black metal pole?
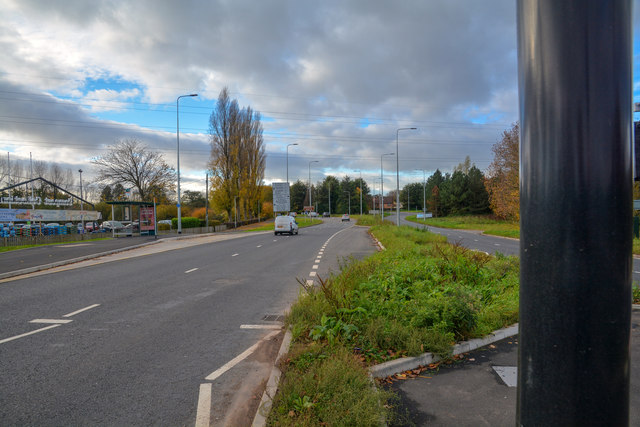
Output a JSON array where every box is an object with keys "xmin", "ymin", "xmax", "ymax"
[{"xmin": 517, "ymin": 1, "xmax": 632, "ymax": 425}]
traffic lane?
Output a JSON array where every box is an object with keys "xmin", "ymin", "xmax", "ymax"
[
  {"xmin": 0, "ymin": 225, "xmax": 341, "ymax": 425},
  {"xmin": 0, "ymin": 234, "xmax": 160, "ymax": 275}
]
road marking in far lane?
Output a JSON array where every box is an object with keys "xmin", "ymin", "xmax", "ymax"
[
  {"xmin": 312, "ymin": 265, "xmax": 318, "ymax": 269},
  {"xmin": 309, "ymin": 272, "xmax": 317, "ymax": 277},
  {"xmin": 257, "ymin": 245, "xmax": 263, "ymax": 248},
  {"xmin": 185, "ymin": 268, "xmax": 198, "ymax": 274},
  {"xmin": 0, "ymin": 324, "xmax": 61, "ymax": 345},
  {"xmin": 63, "ymin": 304, "xmax": 101, "ymax": 318},
  {"xmin": 232, "ymin": 253, "xmax": 239, "ymax": 257}
]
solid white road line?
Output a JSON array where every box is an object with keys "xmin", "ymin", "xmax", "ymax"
[
  {"xmin": 0, "ymin": 324, "xmax": 61, "ymax": 345},
  {"xmin": 240, "ymin": 324, "xmax": 282, "ymax": 330},
  {"xmin": 63, "ymin": 304, "xmax": 101, "ymax": 317},
  {"xmin": 205, "ymin": 330, "xmax": 279, "ymax": 381},
  {"xmin": 29, "ymin": 319, "xmax": 73, "ymax": 324},
  {"xmin": 185, "ymin": 268, "xmax": 199, "ymax": 274},
  {"xmin": 194, "ymin": 383, "xmax": 212, "ymax": 427}
]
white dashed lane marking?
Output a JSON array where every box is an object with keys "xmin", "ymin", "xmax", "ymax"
[
  {"xmin": 232, "ymin": 253, "xmax": 239, "ymax": 257},
  {"xmin": 185, "ymin": 268, "xmax": 198, "ymax": 274}
]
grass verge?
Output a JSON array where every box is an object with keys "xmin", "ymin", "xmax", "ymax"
[
  {"xmin": 406, "ymin": 214, "xmax": 520, "ymax": 239},
  {"xmin": 267, "ymin": 223, "xmax": 520, "ymax": 425},
  {"xmin": 0, "ymin": 237, "xmax": 112, "ymax": 253}
]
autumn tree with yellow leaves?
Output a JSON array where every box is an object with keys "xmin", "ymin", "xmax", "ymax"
[{"xmin": 485, "ymin": 123, "xmax": 520, "ymax": 220}]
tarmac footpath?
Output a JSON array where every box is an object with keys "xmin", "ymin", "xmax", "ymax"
[{"xmin": 384, "ymin": 310, "xmax": 640, "ymax": 426}]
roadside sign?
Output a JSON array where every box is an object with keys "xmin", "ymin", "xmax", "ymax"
[{"xmin": 272, "ymin": 182, "xmax": 291, "ymax": 213}]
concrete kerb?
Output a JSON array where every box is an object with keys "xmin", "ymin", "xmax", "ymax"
[
  {"xmin": 0, "ymin": 231, "xmax": 223, "ymax": 281},
  {"xmin": 369, "ymin": 324, "xmax": 519, "ymax": 379},
  {"xmin": 252, "ymin": 328, "xmax": 293, "ymax": 427}
]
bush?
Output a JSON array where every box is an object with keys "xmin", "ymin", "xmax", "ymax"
[{"xmin": 171, "ymin": 217, "xmax": 200, "ymax": 229}]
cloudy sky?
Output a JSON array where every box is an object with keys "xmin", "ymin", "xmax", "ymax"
[{"xmin": 1, "ymin": 0, "xmax": 639, "ymax": 198}]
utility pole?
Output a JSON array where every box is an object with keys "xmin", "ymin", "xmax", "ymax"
[{"xmin": 517, "ymin": 1, "xmax": 631, "ymax": 424}]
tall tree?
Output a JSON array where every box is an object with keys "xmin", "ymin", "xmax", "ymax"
[
  {"xmin": 91, "ymin": 138, "xmax": 175, "ymax": 201},
  {"xmin": 208, "ymin": 87, "xmax": 265, "ymax": 220},
  {"xmin": 485, "ymin": 123, "xmax": 520, "ymax": 220}
]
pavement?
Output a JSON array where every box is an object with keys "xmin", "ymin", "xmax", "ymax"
[{"xmin": 383, "ymin": 310, "xmax": 640, "ymax": 426}]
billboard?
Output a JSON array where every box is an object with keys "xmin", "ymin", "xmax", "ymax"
[
  {"xmin": 272, "ymin": 182, "xmax": 291, "ymax": 213},
  {"xmin": 0, "ymin": 209, "xmax": 102, "ymax": 222}
]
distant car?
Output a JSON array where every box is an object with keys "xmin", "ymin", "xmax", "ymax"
[
  {"xmin": 274, "ymin": 215, "xmax": 299, "ymax": 235},
  {"xmin": 309, "ymin": 212, "xmax": 319, "ymax": 217},
  {"xmin": 322, "ymin": 212, "xmax": 330, "ymax": 217},
  {"xmin": 341, "ymin": 214, "xmax": 350, "ymax": 222}
]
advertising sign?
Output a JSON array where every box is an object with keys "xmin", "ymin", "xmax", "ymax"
[
  {"xmin": 140, "ymin": 207, "xmax": 155, "ymax": 231},
  {"xmin": 0, "ymin": 209, "xmax": 102, "ymax": 222},
  {"xmin": 272, "ymin": 182, "xmax": 291, "ymax": 213}
]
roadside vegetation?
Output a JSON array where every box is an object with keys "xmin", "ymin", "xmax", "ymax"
[
  {"xmin": 267, "ymin": 222, "xmax": 520, "ymax": 425},
  {"xmin": 406, "ymin": 214, "xmax": 520, "ymax": 239}
]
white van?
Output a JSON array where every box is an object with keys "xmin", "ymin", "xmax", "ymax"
[{"xmin": 274, "ymin": 215, "xmax": 299, "ymax": 235}]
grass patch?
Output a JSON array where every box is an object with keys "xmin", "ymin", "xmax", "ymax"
[
  {"xmin": 406, "ymin": 214, "xmax": 520, "ymax": 239},
  {"xmin": 268, "ymin": 223, "xmax": 520, "ymax": 424},
  {"xmin": 0, "ymin": 237, "xmax": 112, "ymax": 252}
]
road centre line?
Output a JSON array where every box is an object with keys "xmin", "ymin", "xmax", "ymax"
[
  {"xmin": 185, "ymin": 268, "xmax": 198, "ymax": 274},
  {"xmin": 0, "ymin": 324, "xmax": 61, "ymax": 345},
  {"xmin": 63, "ymin": 304, "xmax": 100, "ymax": 317},
  {"xmin": 205, "ymin": 330, "xmax": 279, "ymax": 381},
  {"xmin": 194, "ymin": 383, "xmax": 212, "ymax": 427},
  {"xmin": 30, "ymin": 319, "xmax": 73, "ymax": 324},
  {"xmin": 314, "ymin": 260, "xmax": 320, "ymax": 263},
  {"xmin": 309, "ymin": 271, "xmax": 317, "ymax": 277},
  {"xmin": 312, "ymin": 265, "xmax": 318, "ymax": 269}
]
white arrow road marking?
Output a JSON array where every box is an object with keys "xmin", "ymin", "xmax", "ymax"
[
  {"xmin": 0, "ymin": 325, "xmax": 61, "ymax": 345},
  {"xmin": 205, "ymin": 330, "xmax": 279, "ymax": 381},
  {"xmin": 29, "ymin": 319, "xmax": 73, "ymax": 324},
  {"xmin": 194, "ymin": 383, "xmax": 212, "ymax": 427},
  {"xmin": 63, "ymin": 304, "xmax": 100, "ymax": 317}
]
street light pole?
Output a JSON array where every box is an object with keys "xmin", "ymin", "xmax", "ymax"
[
  {"xmin": 286, "ymin": 143, "xmax": 298, "ymax": 184},
  {"xmin": 396, "ymin": 127, "xmax": 417, "ymax": 226},
  {"xmin": 176, "ymin": 93, "xmax": 198, "ymax": 234},
  {"xmin": 381, "ymin": 152, "xmax": 394, "ymax": 221},
  {"xmin": 78, "ymin": 169, "xmax": 84, "ymax": 233},
  {"xmin": 308, "ymin": 160, "xmax": 319, "ymax": 213}
]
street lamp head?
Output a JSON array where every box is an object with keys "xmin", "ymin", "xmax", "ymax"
[
  {"xmin": 78, "ymin": 169, "xmax": 82, "ymax": 174},
  {"xmin": 189, "ymin": 93, "xmax": 198, "ymax": 97}
]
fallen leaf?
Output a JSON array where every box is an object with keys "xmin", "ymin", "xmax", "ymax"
[
  {"xmin": 396, "ymin": 373, "xmax": 407, "ymax": 379},
  {"xmin": 418, "ymin": 375, "xmax": 432, "ymax": 379},
  {"xmin": 468, "ymin": 358, "xmax": 476, "ymax": 362},
  {"xmin": 489, "ymin": 344, "xmax": 497, "ymax": 349}
]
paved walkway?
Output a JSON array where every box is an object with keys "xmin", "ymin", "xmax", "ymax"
[{"xmin": 388, "ymin": 311, "xmax": 640, "ymax": 426}]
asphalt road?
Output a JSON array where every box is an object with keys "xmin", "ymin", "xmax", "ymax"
[{"xmin": 0, "ymin": 218, "xmax": 376, "ymax": 426}]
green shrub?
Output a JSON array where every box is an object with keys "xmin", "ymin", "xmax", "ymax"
[{"xmin": 171, "ymin": 217, "xmax": 200, "ymax": 229}]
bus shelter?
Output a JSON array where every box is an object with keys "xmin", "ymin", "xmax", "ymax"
[{"xmin": 106, "ymin": 200, "xmax": 156, "ymax": 237}]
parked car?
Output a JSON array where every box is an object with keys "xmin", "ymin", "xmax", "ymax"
[
  {"xmin": 101, "ymin": 220, "xmax": 125, "ymax": 232},
  {"xmin": 309, "ymin": 212, "xmax": 319, "ymax": 217},
  {"xmin": 322, "ymin": 212, "xmax": 330, "ymax": 217},
  {"xmin": 274, "ymin": 215, "xmax": 299, "ymax": 235},
  {"xmin": 341, "ymin": 214, "xmax": 350, "ymax": 222},
  {"xmin": 158, "ymin": 219, "xmax": 172, "ymax": 225}
]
